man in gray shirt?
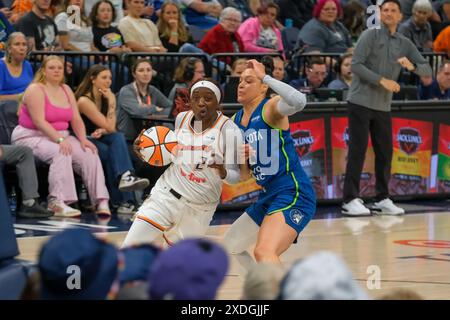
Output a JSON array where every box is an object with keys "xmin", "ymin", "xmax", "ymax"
[{"xmin": 342, "ymin": 0, "xmax": 432, "ymax": 216}]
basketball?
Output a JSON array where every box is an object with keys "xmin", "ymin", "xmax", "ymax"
[{"xmin": 134, "ymin": 126, "xmax": 178, "ymax": 166}]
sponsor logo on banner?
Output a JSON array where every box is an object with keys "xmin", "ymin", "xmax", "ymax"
[
  {"xmin": 398, "ymin": 128, "xmax": 422, "ymax": 155},
  {"xmin": 292, "ymin": 130, "xmax": 314, "ymax": 157}
]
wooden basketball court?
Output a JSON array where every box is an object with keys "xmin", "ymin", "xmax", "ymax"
[{"xmin": 16, "ymin": 204, "xmax": 450, "ymax": 300}]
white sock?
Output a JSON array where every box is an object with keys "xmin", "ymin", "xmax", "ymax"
[{"xmin": 22, "ymin": 199, "xmax": 35, "ymax": 207}]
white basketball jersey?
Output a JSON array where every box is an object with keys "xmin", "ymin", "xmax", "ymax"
[{"xmin": 161, "ymin": 111, "xmax": 232, "ymax": 205}]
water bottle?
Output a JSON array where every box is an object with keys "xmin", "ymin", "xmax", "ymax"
[
  {"xmin": 80, "ymin": 183, "xmax": 91, "ymax": 208},
  {"xmin": 285, "ymin": 19, "xmax": 293, "ymax": 28},
  {"xmin": 79, "ymin": 184, "xmax": 88, "ymax": 203},
  {"xmin": 9, "ymin": 186, "xmax": 17, "ymax": 213}
]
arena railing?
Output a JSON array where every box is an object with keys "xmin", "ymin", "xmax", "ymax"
[
  {"xmin": 27, "ymin": 51, "xmax": 448, "ymax": 96},
  {"xmin": 211, "ymin": 52, "xmax": 282, "ymax": 84},
  {"xmin": 120, "ymin": 52, "xmax": 210, "ymax": 96},
  {"xmin": 27, "ymin": 51, "xmax": 211, "ymax": 96},
  {"xmin": 287, "ymin": 52, "xmax": 448, "ymax": 87},
  {"xmin": 28, "ymin": 51, "xmax": 125, "ymax": 92}
]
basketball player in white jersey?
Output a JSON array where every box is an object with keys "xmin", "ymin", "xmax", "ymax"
[{"xmin": 122, "ymin": 79, "xmax": 243, "ymax": 248}]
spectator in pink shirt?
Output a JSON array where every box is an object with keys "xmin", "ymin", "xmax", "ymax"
[
  {"xmin": 237, "ymin": 3, "xmax": 284, "ymax": 55},
  {"xmin": 11, "ymin": 56, "xmax": 110, "ymax": 218}
]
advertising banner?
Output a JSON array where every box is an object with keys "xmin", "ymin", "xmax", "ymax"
[
  {"xmin": 331, "ymin": 117, "xmax": 375, "ymax": 198},
  {"xmin": 290, "ymin": 119, "xmax": 328, "ymax": 199},
  {"xmin": 437, "ymin": 124, "xmax": 450, "ymax": 193},
  {"xmin": 389, "ymin": 118, "xmax": 433, "ymax": 195}
]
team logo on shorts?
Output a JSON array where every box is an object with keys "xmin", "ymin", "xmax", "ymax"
[{"xmin": 290, "ymin": 209, "xmax": 304, "ymax": 225}]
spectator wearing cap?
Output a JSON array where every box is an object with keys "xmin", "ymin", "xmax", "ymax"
[
  {"xmin": 198, "ymin": 7, "xmax": 244, "ymax": 65},
  {"xmin": 237, "ymin": 3, "xmax": 284, "ymax": 55},
  {"xmin": 38, "ymin": 228, "xmax": 122, "ymax": 300},
  {"xmin": 278, "ymin": 251, "xmax": 370, "ymax": 300},
  {"xmin": 38, "ymin": 228, "xmax": 160, "ymax": 300},
  {"xmin": 148, "ymin": 238, "xmax": 229, "ymax": 300},
  {"xmin": 242, "ymin": 263, "xmax": 285, "ymax": 300},
  {"xmin": 398, "ymin": 0, "xmax": 433, "ymax": 52},
  {"xmin": 297, "ymin": 0, "xmax": 352, "ymax": 53},
  {"xmin": 418, "ymin": 60, "xmax": 450, "ymax": 99}
]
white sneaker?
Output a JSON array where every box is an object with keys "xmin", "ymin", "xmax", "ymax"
[
  {"xmin": 48, "ymin": 200, "xmax": 81, "ymax": 218},
  {"xmin": 117, "ymin": 201, "xmax": 136, "ymax": 215},
  {"xmin": 118, "ymin": 172, "xmax": 150, "ymax": 192},
  {"xmin": 371, "ymin": 198, "xmax": 405, "ymax": 215},
  {"xmin": 95, "ymin": 199, "xmax": 111, "ymax": 217},
  {"xmin": 341, "ymin": 198, "xmax": 371, "ymax": 216}
]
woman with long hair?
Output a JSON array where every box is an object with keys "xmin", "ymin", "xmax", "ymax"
[
  {"xmin": 168, "ymin": 57, "xmax": 206, "ymax": 102},
  {"xmin": 223, "ymin": 58, "xmax": 316, "ymax": 263},
  {"xmin": 54, "ymin": 0, "xmax": 98, "ymax": 52},
  {"xmin": 0, "ymin": 32, "xmax": 33, "ymax": 102},
  {"xmin": 76, "ymin": 64, "xmax": 150, "ymax": 214},
  {"xmin": 118, "ymin": 0, "xmax": 166, "ymax": 53},
  {"xmin": 90, "ymin": 0, "xmax": 131, "ymax": 53},
  {"xmin": 157, "ymin": 1, "xmax": 192, "ymax": 52},
  {"xmin": 117, "ymin": 58, "xmax": 171, "ymax": 142},
  {"xmin": 11, "ymin": 56, "xmax": 110, "ymax": 217}
]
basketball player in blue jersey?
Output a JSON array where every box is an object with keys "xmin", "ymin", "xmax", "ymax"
[{"xmin": 223, "ymin": 59, "xmax": 316, "ymax": 264}]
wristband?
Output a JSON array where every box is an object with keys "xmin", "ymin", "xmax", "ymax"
[
  {"xmin": 56, "ymin": 137, "xmax": 65, "ymax": 144},
  {"xmin": 171, "ymin": 32, "xmax": 179, "ymax": 36}
]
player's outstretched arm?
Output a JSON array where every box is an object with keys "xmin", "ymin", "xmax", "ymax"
[
  {"xmin": 247, "ymin": 59, "xmax": 307, "ymax": 118},
  {"xmin": 263, "ymin": 74, "xmax": 307, "ymax": 117}
]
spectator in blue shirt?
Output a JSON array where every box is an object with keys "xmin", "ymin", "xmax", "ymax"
[
  {"xmin": 419, "ymin": 60, "xmax": 450, "ymax": 99},
  {"xmin": 0, "ymin": 32, "xmax": 33, "ymax": 102}
]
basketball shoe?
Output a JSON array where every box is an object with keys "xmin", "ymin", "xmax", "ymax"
[
  {"xmin": 118, "ymin": 171, "xmax": 150, "ymax": 192},
  {"xmin": 370, "ymin": 198, "xmax": 405, "ymax": 215},
  {"xmin": 341, "ymin": 198, "xmax": 371, "ymax": 216},
  {"xmin": 48, "ymin": 199, "xmax": 81, "ymax": 218}
]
